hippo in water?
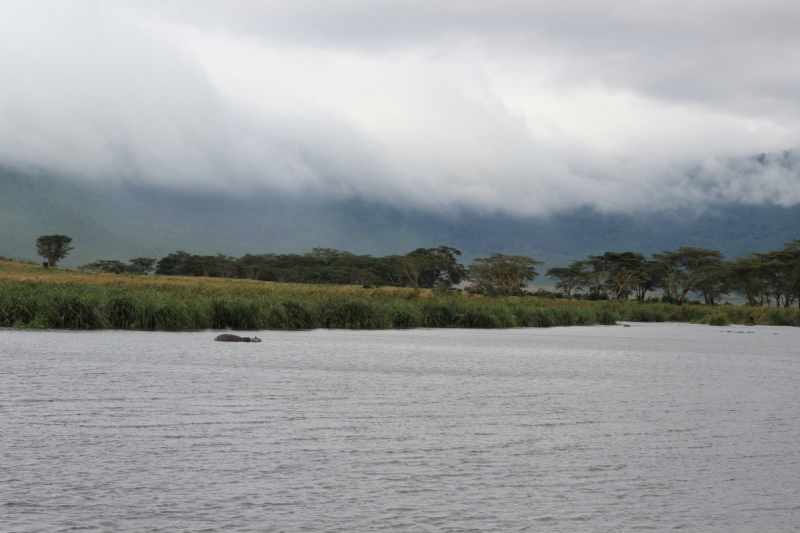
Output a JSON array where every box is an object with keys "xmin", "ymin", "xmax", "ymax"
[{"xmin": 214, "ymin": 334, "xmax": 262, "ymax": 342}]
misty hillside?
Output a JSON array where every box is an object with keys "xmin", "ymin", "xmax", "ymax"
[{"xmin": 2, "ymin": 166, "xmax": 798, "ymax": 269}]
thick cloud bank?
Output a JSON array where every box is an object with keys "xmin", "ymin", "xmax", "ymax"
[{"xmin": 2, "ymin": 0, "xmax": 800, "ymax": 215}]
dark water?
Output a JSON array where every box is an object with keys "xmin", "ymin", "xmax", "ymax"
[{"xmin": 2, "ymin": 324, "xmax": 799, "ymax": 532}]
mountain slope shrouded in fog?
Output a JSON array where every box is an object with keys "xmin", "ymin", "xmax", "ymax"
[
  {"xmin": 4, "ymin": 2, "xmax": 800, "ymax": 220},
  {"xmin": 2, "ymin": 167, "xmax": 798, "ymax": 269}
]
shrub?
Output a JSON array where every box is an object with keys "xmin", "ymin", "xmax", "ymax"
[{"xmin": 705, "ymin": 313, "xmax": 729, "ymax": 326}]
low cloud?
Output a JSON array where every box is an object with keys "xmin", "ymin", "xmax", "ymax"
[{"xmin": 1, "ymin": 0, "xmax": 799, "ymax": 215}]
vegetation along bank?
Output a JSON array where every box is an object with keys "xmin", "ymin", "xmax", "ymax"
[
  {"xmin": 1, "ymin": 261, "xmax": 798, "ymax": 330},
  {"xmin": 23, "ymin": 234, "xmax": 800, "ymax": 308}
]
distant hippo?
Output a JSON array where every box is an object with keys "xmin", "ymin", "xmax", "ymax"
[{"xmin": 214, "ymin": 334, "xmax": 262, "ymax": 342}]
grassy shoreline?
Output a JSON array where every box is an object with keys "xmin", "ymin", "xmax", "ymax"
[
  {"xmin": 2, "ymin": 260, "xmax": 799, "ymax": 330},
  {"xmin": 2, "ymin": 278, "xmax": 799, "ymax": 331}
]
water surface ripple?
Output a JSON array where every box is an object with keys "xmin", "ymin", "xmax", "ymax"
[{"xmin": 2, "ymin": 324, "xmax": 799, "ymax": 532}]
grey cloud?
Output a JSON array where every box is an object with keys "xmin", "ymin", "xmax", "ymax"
[
  {"xmin": 0, "ymin": 2, "xmax": 394, "ymax": 193},
  {"xmin": 1, "ymin": 0, "xmax": 800, "ymax": 216},
  {"xmin": 156, "ymin": 0, "xmax": 800, "ymax": 117}
]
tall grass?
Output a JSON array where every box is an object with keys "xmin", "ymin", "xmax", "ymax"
[{"xmin": 1, "ymin": 280, "xmax": 798, "ymax": 330}]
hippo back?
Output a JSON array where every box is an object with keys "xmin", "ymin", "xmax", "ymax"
[{"xmin": 214, "ymin": 334, "xmax": 251, "ymax": 342}]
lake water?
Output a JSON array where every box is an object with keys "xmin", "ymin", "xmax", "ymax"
[{"xmin": 2, "ymin": 323, "xmax": 799, "ymax": 532}]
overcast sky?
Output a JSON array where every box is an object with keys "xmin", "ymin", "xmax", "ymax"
[{"xmin": 2, "ymin": 0, "xmax": 800, "ymax": 215}]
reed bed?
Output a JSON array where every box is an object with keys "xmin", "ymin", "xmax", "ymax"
[{"xmin": 1, "ymin": 280, "xmax": 798, "ymax": 330}]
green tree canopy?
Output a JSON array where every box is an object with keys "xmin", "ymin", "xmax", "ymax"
[
  {"xmin": 155, "ymin": 251, "xmax": 192, "ymax": 275},
  {"xmin": 728, "ymin": 255, "xmax": 768, "ymax": 306},
  {"xmin": 128, "ymin": 257, "xmax": 156, "ymax": 275},
  {"xmin": 236, "ymin": 253, "xmax": 275, "ymax": 280},
  {"xmin": 653, "ymin": 247, "xmax": 724, "ymax": 306},
  {"xmin": 761, "ymin": 240, "xmax": 800, "ymax": 308},
  {"xmin": 35, "ymin": 235, "xmax": 73, "ymax": 267},
  {"xmin": 395, "ymin": 255, "xmax": 431, "ymax": 289},
  {"xmin": 546, "ymin": 263, "xmax": 585, "ymax": 297},
  {"xmin": 78, "ymin": 260, "xmax": 128, "ymax": 274},
  {"xmin": 407, "ymin": 246, "xmax": 468, "ymax": 287},
  {"xmin": 469, "ymin": 254, "xmax": 543, "ymax": 296},
  {"xmin": 575, "ymin": 252, "xmax": 648, "ymax": 300}
]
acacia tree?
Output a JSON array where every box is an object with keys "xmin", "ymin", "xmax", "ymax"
[
  {"xmin": 353, "ymin": 268, "xmax": 378, "ymax": 285},
  {"xmin": 237, "ymin": 254, "xmax": 274, "ymax": 280},
  {"xmin": 271, "ymin": 268, "xmax": 293, "ymax": 283},
  {"xmin": 213, "ymin": 254, "xmax": 237, "ymax": 278},
  {"xmin": 546, "ymin": 263, "xmax": 585, "ymax": 297},
  {"xmin": 609, "ymin": 252, "xmax": 652, "ymax": 300},
  {"xmin": 469, "ymin": 254, "xmax": 544, "ymax": 295},
  {"xmin": 372, "ymin": 255, "xmax": 403, "ymax": 285},
  {"xmin": 291, "ymin": 266, "xmax": 316, "ymax": 283},
  {"xmin": 407, "ymin": 246, "xmax": 468, "ymax": 287},
  {"xmin": 728, "ymin": 255, "xmax": 768, "ymax": 306},
  {"xmin": 78, "ymin": 260, "xmax": 127, "ymax": 273},
  {"xmin": 395, "ymin": 255, "xmax": 431, "ymax": 289},
  {"xmin": 587, "ymin": 252, "xmax": 648, "ymax": 300},
  {"xmin": 155, "ymin": 251, "xmax": 192, "ymax": 275},
  {"xmin": 632, "ymin": 259, "xmax": 661, "ymax": 301},
  {"xmin": 128, "ymin": 258, "xmax": 156, "ymax": 275},
  {"xmin": 35, "ymin": 235, "xmax": 73, "ymax": 267},
  {"xmin": 574, "ymin": 258, "xmax": 612, "ymax": 299},
  {"xmin": 693, "ymin": 262, "xmax": 730, "ymax": 305},
  {"xmin": 652, "ymin": 247, "xmax": 724, "ymax": 306},
  {"xmin": 762, "ymin": 240, "xmax": 800, "ymax": 308}
]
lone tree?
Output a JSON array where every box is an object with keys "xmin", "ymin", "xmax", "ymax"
[{"xmin": 35, "ymin": 235, "xmax": 73, "ymax": 267}]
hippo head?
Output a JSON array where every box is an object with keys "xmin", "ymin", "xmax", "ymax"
[{"xmin": 252, "ymin": 336, "xmax": 262, "ymax": 343}]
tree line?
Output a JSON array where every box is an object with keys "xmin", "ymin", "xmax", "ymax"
[
  {"xmin": 80, "ymin": 247, "xmax": 468, "ymax": 287},
  {"xmin": 75, "ymin": 246, "xmax": 545, "ymax": 297},
  {"xmin": 545, "ymin": 241, "xmax": 800, "ymax": 308},
  {"xmin": 31, "ymin": 234, "xmax": 800, "ymax": 307}
]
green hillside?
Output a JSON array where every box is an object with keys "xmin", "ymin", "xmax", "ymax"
[{"xmin": 1, "ymin": 166, "xmax": 798, "ymax": 268}]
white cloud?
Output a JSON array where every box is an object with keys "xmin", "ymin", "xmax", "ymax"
[{"xmin": 1, "ymin": 0, "xmax": 799, "ymax": 215}]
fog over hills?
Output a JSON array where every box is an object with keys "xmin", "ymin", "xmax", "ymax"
[
  {"xmin": 2, "ymin": 165, "xmax": 797, "ymax": 269},
  {"xmin": 2, "ymin": 2, "xmax": 799, "ymax": 266}
]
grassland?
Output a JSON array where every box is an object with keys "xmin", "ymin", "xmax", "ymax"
[{"xmin": 1, "ymin": 260, "xmax": 798, "ymax": 330}]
